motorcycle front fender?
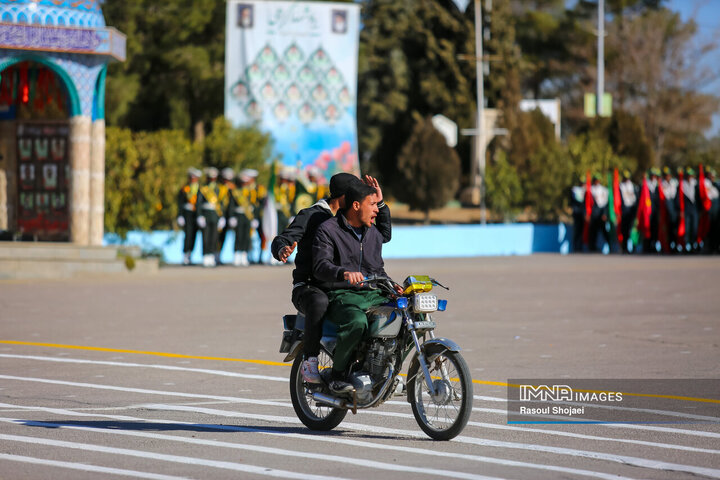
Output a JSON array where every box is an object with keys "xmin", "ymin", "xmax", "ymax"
[{"xmin": 421, "ymin": 337, "xmax": 462, "ymax": 355}]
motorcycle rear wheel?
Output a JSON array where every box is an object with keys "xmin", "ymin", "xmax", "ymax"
[
  {"xmin": 408, "ymin": 349, "xmax": 473, "ymax": 441},
  {"xmin": 289, "ymin": 351, "xmax": 347, "ymax": 431}
]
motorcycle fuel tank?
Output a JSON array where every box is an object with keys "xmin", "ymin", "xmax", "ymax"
[{"xmin": 366, "ymin": 306, "xmax": 402, "ymax": 338}]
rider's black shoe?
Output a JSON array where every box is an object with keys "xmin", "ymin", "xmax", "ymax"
[{"xmin": 329, "ymin": 379, "xmax": 354, "ymax": 395}]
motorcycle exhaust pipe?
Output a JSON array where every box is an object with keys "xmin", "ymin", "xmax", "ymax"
[{"xmin": 311, "ymin": 392, "xmax": 346, "ymax": 409}]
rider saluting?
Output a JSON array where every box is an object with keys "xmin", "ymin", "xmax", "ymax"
[
  {"xmin": 312, "ymin": 182, "xmax": 400, "ymax": 394},
  {"xmin": 271, "ymin": 173, "xmax": 391, "ymax": 385}
]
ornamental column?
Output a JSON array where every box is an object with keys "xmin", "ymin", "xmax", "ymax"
[
  {"xmin": 89, "ymin": 118, "xmax": 105, "ymax": 246},
  {"xmin": 69, "ymin": 115, "xmax": 92, "ymax": 245},
  {"xmin": 0, "ymin": 120, "xmax": 15, "ymax": 231}
]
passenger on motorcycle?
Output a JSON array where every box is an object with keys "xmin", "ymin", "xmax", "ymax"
[
  {"xmin": 312, "ymin": 182, "xmax": 401, "ymax": 394},
  {"xmin": 271, "ymin": 174, "xmax": 392, "ymax": 384}
]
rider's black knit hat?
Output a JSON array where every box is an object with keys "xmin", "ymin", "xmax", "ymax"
[{"xmin": 329, "ymin": 172, "xmax": 362, "ymax": 199}]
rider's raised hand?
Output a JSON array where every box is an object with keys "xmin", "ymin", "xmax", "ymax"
[
  {"xmin": 364, "ymin": 175, "xmax": 383, "ymax": 203},
  {"xmin": 279, "ymin": 241, "xmax": 297, "ymax": 263},
  {"xmin": 343, "ymin": 271, "xmax": 364, "ymax": 285}
]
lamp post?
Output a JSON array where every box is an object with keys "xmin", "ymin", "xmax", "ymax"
[
  {"xmin": 597, "ymin": 0, "xmax": 605, "ymax": 117},
  {"xmin": 473, "ymin": 0, "xmax": 487, "ymax": 225}
]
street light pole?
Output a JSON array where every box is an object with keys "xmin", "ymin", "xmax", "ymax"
[
  {"xmin": 597, "ymin": 0, "xmax": 604, "ymax": 117},
  {"xmin": 474, "ymin": 0, "xmax": 486, "ymax": 225}
]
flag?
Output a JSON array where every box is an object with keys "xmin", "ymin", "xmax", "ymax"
[
  {"xmin": 608, "ymin": 168, "xmax": 623, "ymax": 244},
  {"xmin": 698, "ymin": 164, "xmax": 711, "ymax": 244},
  {"xmin": 677, "ymin": 171, "xmax": 686, "ymax": 243},
  {"xmin": 583, "ymin": 171, "xmax": 593, "ymax": 246},
  {"xmin": 636, "ymin": 176, "xmax": 652, "ymax": 239},
  {"xmin": 260, "ymin": 162, "xmax": 278, "ymax": 251}
]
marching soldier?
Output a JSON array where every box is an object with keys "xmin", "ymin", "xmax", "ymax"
[
  {"xmin": 276, "ymin": 166, "xmax": 296, "ymax": 231},
  {"xmin": 197, "ymin": 167, "xmax": 225, "ymax": 267},
  {"xmin": 217, "ymin": 168, "xmax": 236, "ymax": 265},
  {"xmin": 229, "ymin": 169, "xmax": 259, "ymax": 266},
  {"xmin": 619, "ymin": 170, "xmax": 638, "ymax": 254},
  {"xmin": 589, "ymin": 173, "xmax": 609, "ymax": 252},
  {"xmin": 680, "ymin": 167, "xmax": 699, "ymax": 252},
  {"xmin": 644, "ymin": 168, "xmax": 661, "ymax": 253},
  {"xmin": 570, "ymin": 176, "xmax": 586, "ymax": 252},
  {"xmin": 701, "ymin": 167, "xmax": 719, "ymax": 253},
  {"xmin": 660, "ymin": 167, "xmax": 678, "ymax": 251},
  {"xmin": 176, "ymin": 167, "xmax": 201, "ymax": 265}
]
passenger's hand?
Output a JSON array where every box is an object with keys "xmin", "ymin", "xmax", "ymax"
[
  {"xmin": 344, "ymin": 271, "xmax": 364, "ymax": 285},
  {"xmin": 364, "ymin": 175, "xmax": 383, "ymax": 203},
  {"xmin": 279, "ymin": 242, "xmax": 297, "ymax": 263},
  {"xmin": 176, "ymin": 216, "xmax": 185, "ymax": 227},
  {"xmin": 197, "ymin": 216, "xmax": 207, "ymax": 228},
  {"xmin": 394, "ymin": 284, "xmax": 404, "ymax": 295}
]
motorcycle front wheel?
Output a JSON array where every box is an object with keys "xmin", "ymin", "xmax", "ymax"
[
  {"xmin": 289, "ymin": 350, "xmax": 347, "ymax": 431},
  {"xmin": 407, "ymin": 349, "xmax": 473, "ymax": 440}
]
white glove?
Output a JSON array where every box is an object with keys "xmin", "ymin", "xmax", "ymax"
[
  {"xmin": 218, "ymin": 217, "xmax": 226, "ymax": 230},
  {"xmin": 228, "ymin": 217, "xmax": 238, "ymax": 228},
  {"xmin": 251, "ymin": 219, "xmax": 259, "ymax": 229},
  {"xmin": 197, "ymin": 216, "xmax": 207, "ymax": 228},
  {"xmin": 176, "ymin": 216, "xmax": 185, "ymax": 227}
]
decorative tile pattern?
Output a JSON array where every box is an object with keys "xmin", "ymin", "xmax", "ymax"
[{"xmin": 0, "ymin": 0, "xmax": 106, "ymax": 27}]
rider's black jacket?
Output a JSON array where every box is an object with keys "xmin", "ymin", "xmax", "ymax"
[
  {"xmin": 312, "ymin": 211, "xmax": 388, "ymax": 291},
  {"xmin": 271, "ymin": 199, "xmax": 391, "ymax": 285}
]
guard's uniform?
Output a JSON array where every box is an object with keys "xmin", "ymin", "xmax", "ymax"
[
  {"xmin": 570, "ymin": 183, "xmax": 585, "ymax": 253},
  {"xmin": 644, "ymin": 174, "xmax": 660, "ymax": 253},
  {"xmin": 589, "ymin": 181, "xmax": 609, "ymax": 252},
  {"xmin": 197, "ymin": 172, "xmax": 224, "ymax": 267},
  {"xmin": 619, "ymin": 177, "xmax": 638, "ymax": 253},
  {"xmin": 229, "ymin": 182, "xmax": 257, "ymax": 265},
  {"xmin": 660, "ymin": 173, "xmax": 678, "ymax": 250},
  {"xmin": 680, "ymin": 174, "xmax": 698, "ymax": 251},
  {"xmin": 176, "ymin": 171, "xmax": 200, "ymax": 264}
]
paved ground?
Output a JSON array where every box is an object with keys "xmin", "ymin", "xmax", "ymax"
[{"xmin": 0, "ymin": 254, "xmax": 719, "ymax": 480}]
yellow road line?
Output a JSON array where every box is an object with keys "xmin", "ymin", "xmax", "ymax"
[
  {"xmin": 2, "ymin": 340, "xmax": 719, "ymax": 405},
  {"xmin": 0, "ymin": 341, "xmax": 290, "ymax": 367}
]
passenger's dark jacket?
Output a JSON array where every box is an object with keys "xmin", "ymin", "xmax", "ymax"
[
  {"xmin": 271, "ymin": 200, "xmax": 391, "ymax": 285},
  {"xmin": 312, "ymin": 211, "xmax": 387, "ymax": 291}
]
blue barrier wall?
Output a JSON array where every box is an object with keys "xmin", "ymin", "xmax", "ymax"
[{"xmin": 104, "ymin": 223, "xmax": 571, "ymax": 264}]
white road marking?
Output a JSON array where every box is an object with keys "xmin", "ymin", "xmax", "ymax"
[
  {"xmin": 0, "ymin": 433, "xmax": 346, "ymax": 480},
  {"xmin": 472, "ymin": 394, "xmax": 720, "ymax": 423},
  {"xmin": 0, "ymin": 453, "xmax": 194, "ymax": 480},
  {"xmin": 4, "ymin": 354, "xmax": 715, "ymax": 422},
  {"xmin": 2, "ymin": 372, "xmax": 719, "ymax": 443},
  {"xmin": 0, "ymin": 417, "xmax": 503, "ymax": 480},
  {"xmin": 0, "ymin": 354, "xmax": 287, "ymax": 383},
  {"xmin": 141, "ymin": 403, "xmax": 720, "ymax": 479},
  {"xmin": 3, "ymin": 374, "xmax": 720, "ymax": 477},
  {"xmin": 0, "ymin": 404, "xmax": 632, "ymax": 480}
]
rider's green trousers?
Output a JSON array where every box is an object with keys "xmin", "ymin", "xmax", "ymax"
[{"xmin": 325, "ymin": 288, "xmax": 388, "ymax": 374}]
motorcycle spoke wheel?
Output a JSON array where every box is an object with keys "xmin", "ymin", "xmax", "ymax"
[
  {"xmin": 289, "ymin": 350, "xmax": 347, "ymax": 431},
  {"xmin": 408, "ymin": 350, "xmax": 473, "ymax": 441}
]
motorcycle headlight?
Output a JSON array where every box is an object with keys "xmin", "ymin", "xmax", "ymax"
[{"xmin": 413, "ymin": 293, "xmax": 437, "ymax": 313}]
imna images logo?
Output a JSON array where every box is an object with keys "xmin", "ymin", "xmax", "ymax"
[{"xmin": 520, "ymin": 384, "xmax": 623, "ymax": 402}]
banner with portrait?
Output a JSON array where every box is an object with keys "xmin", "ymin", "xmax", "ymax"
[{"xmin": 225, "ymin": 0, "xmax": 361, "ymax": 180}]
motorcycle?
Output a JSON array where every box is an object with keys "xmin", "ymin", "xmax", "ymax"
[{"xmin": 279, "ymin": 274, "xmax": 473, "ymax": 441}]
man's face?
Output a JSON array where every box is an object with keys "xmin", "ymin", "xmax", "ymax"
[{"xmin": 354, "ymin": 194, "xmax": 378, "ymax": 228}]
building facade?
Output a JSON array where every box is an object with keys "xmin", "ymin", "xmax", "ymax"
[{"xmin": 0, "ymin": 0, "xmax": 125, "ymax": 244}]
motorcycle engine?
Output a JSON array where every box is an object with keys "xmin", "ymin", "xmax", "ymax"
[
  {"xmin": 349, "ymin": 372, "xmax": 373, "ymax": 403},
  {"xmin": 364, "ymin": 338, "xmax": 397, "ymax": 379}
]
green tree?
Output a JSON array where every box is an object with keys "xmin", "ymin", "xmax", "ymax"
[
  {"xmin": 358, "ymin": 0, "xmax": 475, "ymax": 194},
  {"xmin": 395, "ymin": 116, "xmax": 461, "ymax": 223},
  {"xmin": 103, "ymin": 0, "xmax": 226, "ymax": 141},
  {"xmin": 202, "ymin": 117, "xmax": 274, "ymax": 173},
  {"xmin": 485, "ymin": 149, "xmax": 522, "ymax": 222}
]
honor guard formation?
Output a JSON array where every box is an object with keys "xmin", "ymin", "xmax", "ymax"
[
  {"xmin": 176, "ymin": 165, "xmax": 330, "ymax": 267},
  {"xmin": 571, "ymin": 165, "xmax": 720, "ymax": 254}
]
